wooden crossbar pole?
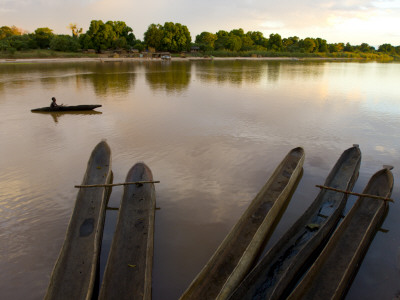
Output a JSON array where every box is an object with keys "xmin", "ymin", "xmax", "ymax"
[
  {"xmin": 316, "ymin": 185, "xmax": 394, "ymax": 203},
  {"xmin": 75, "ymin": 181, "xmax": 160, "ymax": 188}
]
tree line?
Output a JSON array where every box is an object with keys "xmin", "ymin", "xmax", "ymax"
[{"xmin": 1, "ymin": 21, "xmax": 399, "ymax": 57}]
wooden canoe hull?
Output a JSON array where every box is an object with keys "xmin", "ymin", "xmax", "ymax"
[
  {"xmin": 287, "ymin": 168, "xmax": 393, "ymax": 300},
  {"xmin": 180, "ymin": 147, "xmax": 305, "ymax": 300},
  {"xmin": 45, "ymin": 141, "xmax": 112, "ymax": 300},
  {"xmin": 99, "ymin": 163, "xmax": 156, "ymax": 300},
  {"xmin": 31, "ymin": 105, "xmax": 102, "ymax": 112},
  {"xmin": 228, "ymin": 146, "xmax": 361, "ymax": 300}
]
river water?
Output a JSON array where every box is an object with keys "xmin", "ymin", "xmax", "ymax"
[{"xmin": 0, "ymin": 59, "xmax": 399, "ymax": 299}]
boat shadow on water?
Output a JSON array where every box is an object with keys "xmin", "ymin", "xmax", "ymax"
[{"xmin": 32, "ymin": 110, "xmax": 102, "ymax": 123}]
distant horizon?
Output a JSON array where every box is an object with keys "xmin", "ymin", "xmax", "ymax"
[{"xmin": 1, "ymin": 0, "xmax": 399, "ymax": 47}]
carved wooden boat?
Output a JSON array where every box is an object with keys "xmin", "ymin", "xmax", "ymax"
[
  {"xmin": 287, "ymin": 167, "xmax": 393, "ymax": 300},
  {"xmin": 99, "ymin": 163, "xmax": 156, "ymax": 300},
  {"xmin": 180, "ymin": 147, "xmax": 305, "ymax": 300},
  {"xmin": 31, "ymin": 105, "xmax": 102, "ymax": 112},
  {"xmin": 45, "ymin": 141, "xmax": 112, "ymax": 300},
  {"xmin": 229, "ymin": 146, "xmax": 361, "ymax": 300}
]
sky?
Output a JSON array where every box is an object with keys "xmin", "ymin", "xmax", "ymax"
[{"xmin": 1, "ymin": 0, "xmax": 399, "ymax": 46}]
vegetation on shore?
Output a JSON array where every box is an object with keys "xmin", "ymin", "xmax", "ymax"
[{"xmin": 1, "ymin": 21, "xmax": 399, "ymax": 61}]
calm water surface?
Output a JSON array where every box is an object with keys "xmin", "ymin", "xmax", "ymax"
[{"xmin": 0, "ymin": 60, "xmax": 399, "ymax": 299}]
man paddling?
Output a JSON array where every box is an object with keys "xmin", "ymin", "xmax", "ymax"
[
  {"xmin": 50, "ymin": 97, "xmax": 64, "ymax": 108},
  {"xmin": 50, "ymin": 97, "xmax": 59, "ymax": 108}
]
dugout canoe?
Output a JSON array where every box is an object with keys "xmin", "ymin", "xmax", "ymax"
[
  {"xmin": 180, "ymin": 147, "xmax": 305, "ymax": 300},
  {"xmin": 31, "ymin": 104, "xmax": 102, "ymax": 112},
  {"xmin": 99, "ymin": 162, "xmax": 156, "ymax": 300},
  {"xmin": 229, "ymin": 145, "xmax": 361, "ymax": 300},
  {"xmin": 44, "ymin": 141, "xmax": 112, "ymax": 300},
  {"xmin": 287, "ymin": 167, "xmax": 393, "ymax": 300}
]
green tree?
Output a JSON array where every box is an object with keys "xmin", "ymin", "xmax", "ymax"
[
  {"xmin": 34, "ymin": 27, "xmax": 54, "ymax": 48},
  {"xmin": 267, "ymin": 33, "xmax": 282, "ymax": 51},
  {"xmin": 0, "ymin": 26, "xmax": 13, "ymax": 39},
  {"xmin": 0, "ymin": 26, "xmax": 23, "ymax": 39},
  {"xmin": 133, "ymin": 41, "xmax": 145, "ymax": 52},
  {"xmin": 0, "ymin": 39, "xmax": 9, "ymax": 50},
  {"xmin": 225, "ymin": 34, "xmax": 242, "ymax": 51},
  {"xmin": 316, "ymin": 38, "xmax": 328, "ymax": 52},
  {"xmin": 50, "ymin": 35, "xmax": 80, "ymax": 51},
  {"xmin": 161, "ymin": 22, "xmax": 191, "ymax": 52},
  {"xmin": 195, "ymin": 31, "xmax": 217, "ymax": 51},
  {"xmin": 328, "ymin": 43, "xmax": 344, "ymax": 52},
  {"xmin": 300, "ymin": 38, "xmax": 317, "ymax": 53},
  {"xmin": 247, "ymin": 31, "xmax": 268, "ymax": 48},
  {"xmin": 230, "ymin": 28, "xmax": 245, "ymax": 37},
  {"xmin": 85, "ymin": 20, "xmax": 116, "ymax": 51},
  {"xmin": 240, "ymin": 35, "xmax": 254, "ymax": 51},
  {"xmin": 228, "ymin": 29, "xmax": 254, "ymax": 51},
  {"xmin": 106, "ymin": 21, "xmax": 136, "ymax": 47},
  {"xmin": 344, "ymin": 42, "xmax": 353, "ymax": 52},
  {"xmin": 378, "ymin": 43, "xmax": 395, "ymax": 54},
  {"xmin": 144, "ymin": 23, "xmax": 164, "ymax": 50},
  {"xmin": 359, "ymin": 43, "xmax": 374, "ymax": 53},
  {"xmin": 0, "ymin": 34, "xmax": 36, "ymax": 50},
  {"xmin": 214, "ymin": 30, "xmax": 229, "ymax": 50},
  {"xmin": 78, "ymin": 33, "xmax": 94, "ymax": 50},
  {"xmin": 283, "ymin": 36, "xmax": 299, "ymax": 52}
]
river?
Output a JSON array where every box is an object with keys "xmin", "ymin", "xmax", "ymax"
[{"xmin": 0, "ymin": 59, "xmax": 399, "ymax": 299}]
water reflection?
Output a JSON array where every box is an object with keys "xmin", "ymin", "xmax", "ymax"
[
  {"xmin": 0, "ymin": 62, "xmax": 137, "ymax": 97},
  {"xmin": 0, "ymin": 60, "xmax": 400, "ymax": 300},
  {"xmin": 193, "ymin": 60, "xmax": 264, "ymax": 84},
  {"xmin": 31, "ymin": 110, "xmax": 102, "ymax": 123},
  {"xmin": 144, "ymin": 61, "xmax": 192, "ymax": 93},
  {"xmin": 79, "ymin": 62, "xmax": 137, "ymax": 96},
  {"xmin": 192, "ymin": 60, "xmax": 326, "ymax": 85}
]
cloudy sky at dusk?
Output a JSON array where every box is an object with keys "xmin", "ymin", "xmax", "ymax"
[{"xmin": 1, "ymin": 0, "xmax": 399, "ymax": 46}]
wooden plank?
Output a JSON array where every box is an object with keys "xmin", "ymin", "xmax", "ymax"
[
  {"xmin": 287, "ymin": 168, "xmax": 393, "ymax": 300},
  {"xmin": 180, "ymin": 147, "xmax": 305, "ymax": 300},
  {"xmin": 74, "ymin": 181, "xmax": 159, "ymax": 188},
  {"xmin": 229, "ymin": 146, "xmax": 361, "ymax": 300},
  {"xmin": 45, "ymin": 141, "xmax": 112, "ymax": 300},
  {"xmin": 99, "ymin": 162, "xmax": 156, "ymax": 300}
]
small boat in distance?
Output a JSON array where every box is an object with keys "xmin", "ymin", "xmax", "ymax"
[{"xmin": 31, "ymin": 104, "xmax": 102, "ymax": 112}]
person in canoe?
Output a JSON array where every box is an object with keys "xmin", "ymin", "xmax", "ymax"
[{"xmin": 50, "ymin": 97, "xmax": 64, "ymax": 109}]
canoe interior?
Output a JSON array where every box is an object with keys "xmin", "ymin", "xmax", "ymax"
[
  {"xmin": 31, "ymin": 104, "xmax": 102, "ymax": 112},
  {"xmin": 228, "ymin": 146, "xmax": 361, "ymax": 300},
  {"xmin": 44, "ymin": 141, "xmax": 112, "ymax": 300},
  {"xmin": 287, "ymin": 168, "xmax": 393, "ymax": 300},
  {"xmin": 99, "ymin": 163, "xmax": 156, "ymax": 300},
  {"xmin": 180, "ymin": 147, "xmax": 305, "ymax": 300}
]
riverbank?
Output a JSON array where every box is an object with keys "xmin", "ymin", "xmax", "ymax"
[{"xmin": 0, "ymin": 56, "xmax": 356, "ymax": 64}]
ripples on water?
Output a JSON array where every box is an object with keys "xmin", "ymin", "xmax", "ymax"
[{"xmin": 0, "ymin": 60, "xmax": 399, "ymax": 299}]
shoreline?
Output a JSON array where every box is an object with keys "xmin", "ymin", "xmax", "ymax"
[{"xmin": 0, "ymin": 56, "xmax": 355, "ymax": 64}]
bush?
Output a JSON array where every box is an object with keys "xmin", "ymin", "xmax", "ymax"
[
  {"xmin": 50, "ymin": 35, "xmax": 80, "ymax": 52},
  {"xmin": 0, "ymin": 35, "xmax": 37, "ymax": 51},
  {"xmin": 0, "ymin": 39, "xmax": 9, "ymax": 51},
  {"xmin": 133, "ymin": 42, "xmax": 145, "ymax": 52}
]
